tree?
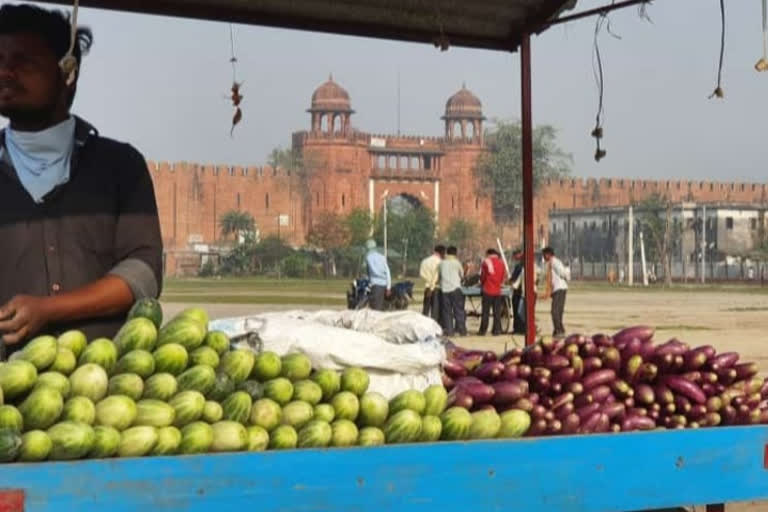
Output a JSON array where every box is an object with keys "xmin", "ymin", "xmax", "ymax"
[
  {"xmin": 306, "ymin": 212, "xmax": 350, "ymax": 276},
  {"xmin": 219, "ymin": 210, "xmax": 255, "ymax": 242},
  {"xmin": 345, "ymin": 208, "xmax": 373, "ymax": 247},
  {"xmin": 637, "ymin": 194, "xmax": 681, "ymax": 287},
  {"xmin": 374, "ymin": 198, "xmax": 436, "ymax": 276},
  {"xmin": 267, "ymin": 147, "xmax": 302, "ymax": 172},
  {"xmin": 478, "ymin": 120, "xmax": 572, "ymax": 222},
  {"xmin": 253, "ymin": 236, "xmax": 292, "ymax": 275},
  {"xmin": 441, "ymin": 218, "xmax": 480, "ymax": 260}
]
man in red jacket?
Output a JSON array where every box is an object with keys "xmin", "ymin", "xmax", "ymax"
[{"xmin": 479, "ymin": 248, "xmax": 507, "ymax": 336}]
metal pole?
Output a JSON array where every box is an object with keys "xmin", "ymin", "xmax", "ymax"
[
  {"xmin": 701, "ymin": 205, "xmax": 706, "ymax": 284},
  {"xmin": 383, "ymin": 198, "xmax": 388, "ymax": 259},
  {"xmin": 628, "ymin": 206, "xmax": 634, "ymax": 286},
  {"xmin": 520, "ymin": 33, "xmax": 536, "ymax": 347},
  {"xmin": 640, "ymin": 230, "xmax": 648, "ymax": 286}
]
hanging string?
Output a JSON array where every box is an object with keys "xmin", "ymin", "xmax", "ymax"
[
  {"xmin": 60, "ymin": 0, "xmax": 80, "ymax": 86},
  {"xmin": 431, "ymin": 0, "xmax": 450, "ymax": 51},
  {"xmin": 227, "ymin": 23, "xmax": 243, "ymax": 137},
  {"xmin": 709, "ymin": 0, "xmax": 725, "ymax": 98},
  {"xmin": 756, "ymin": 0, "xmax": 768, "ymax": 71},
  {"xmin": 591, "ymin": 12, "xmax": 620, "ymax": 162}
]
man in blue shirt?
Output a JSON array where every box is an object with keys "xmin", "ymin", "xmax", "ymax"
[{"xmin": 364, "ymin": 239, "xmax": 391, "ymax": 311}]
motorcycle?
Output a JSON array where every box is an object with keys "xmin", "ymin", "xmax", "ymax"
[{"xmin": 346, "ymin": 277, "xmax": 414, "ymax": 311}]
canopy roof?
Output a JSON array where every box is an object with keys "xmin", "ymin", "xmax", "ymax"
[{"xmin": 39, "ymin": 0, "xmax": 578, "ymax": 51}]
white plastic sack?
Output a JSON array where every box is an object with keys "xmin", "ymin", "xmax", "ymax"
[{"xmin": 209, "ymin": 311, "xmax": 446, "ymax": 399}]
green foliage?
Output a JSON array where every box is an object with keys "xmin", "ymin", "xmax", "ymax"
[
  {"xmin": 345, "ymin": 209, "xmax": 373, "ymax": 247},
  {"xmin": 479, "ymin": 120, "xmax": 572, "ymax": 222},
  {"xmin": 373, "ymin": 197, "xmax": 436, "ymax": 275},
  {"xmin": 219, "ymin": 211, "xmax": 256, "ymax": 240},
  {"xmin": 637, "ymin": 194, "xmax": 682, "ymax": 286},
  {"xmin": 281, "ymin": 253, "xmax": 311, "ymax": 278}
]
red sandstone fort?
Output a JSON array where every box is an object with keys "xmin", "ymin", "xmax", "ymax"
[{"xmin": 148, "ymin": 77, "xmax": 768, "ymax": 276}]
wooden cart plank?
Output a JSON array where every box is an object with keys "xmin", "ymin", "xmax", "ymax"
[{"xmin": 0, "ymin": 426, "xmax": 766, "ymax": 512}]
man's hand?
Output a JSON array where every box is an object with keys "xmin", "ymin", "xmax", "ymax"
[
  {"xmin": 0, "ymin": 295, "xmax": 54, "ymax": 345},
  {"xmin": 386, "ymin": 289, "xmax": 392, "ymax": 298}
]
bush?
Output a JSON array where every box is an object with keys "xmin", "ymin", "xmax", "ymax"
[{"xmin": 281, "ymin": 254, "xmax": 311, "ymax": 278}]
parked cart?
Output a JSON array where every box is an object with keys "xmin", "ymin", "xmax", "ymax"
[{"xmin": 461, "ymin": 286, "xmax": 514, "ymax": 334}]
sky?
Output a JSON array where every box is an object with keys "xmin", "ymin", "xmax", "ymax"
[{"xmin": 16, "ymin": 0, "xmax": 768, "ymax": 181}]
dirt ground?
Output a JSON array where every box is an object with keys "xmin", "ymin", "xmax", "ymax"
[{"xmin": 163, "ymin": 287, "xmax": 768, "ymax": 511}]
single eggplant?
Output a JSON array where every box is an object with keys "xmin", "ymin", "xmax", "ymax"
[
  {"xmin": 551, "ymin": 392, "xmax": 575, "ymax": 410},
  {"xmin": 517, "ymin": 364, "xmax": 532, "ymax": 379},
  {"xmin": 701, "ymin": 383, "xmax": 716, "ymax": 397},
  {"xmin": 545, "ymin": 419, "xmax": 563, "ymax": 435},
  {"xmin": 639, "ymin": 341, "xmax": 656, "ymax": 360},
  {"xmin": 674, "ymin": 395, "xmax": 692, "ymax": 414},
  {"xmin": 706, "ymin": 396, "xmax": 723, "ymax": 413},
  {"xmin": 710, "ymin": 352, "xmax": 739, "ymax": 372},
  {"xmin": 613, "ymin": 325, "xmax": 655, "ymax": 345},
  {"xmin": 761, "ymin": 379, "xmax": 768, "ymax": 399},
  {"xmin": 682, "ymin": 371, "xmax": 702, "ymax": 384},
  {"xmin": 532, "ymin": 367, "xmax": 551, "ymax": 379},
  {"xmin": 442, "ymin": 373, "xmax": 455, "ymax": 390},
  {"xmin": 491, "ymin": 380, "xmax": 529, "ymax": 406},
  {"xmin": 601, "ymin": 402, "xmax": 626, "ymax": 420},
  {"xmin": 576, "ymin": 402, "xmax": 602, "ymax": 421},
  {"xmin": 568, "ymin": 382, "xmax": 585, "ymax": 396},
  {"xmin": 747, "ymin": 393, "xmax": 762, "ymax": 409},
  {"xmin": 701, "ymin": 372, "xmax": 719, "ymax": 385},
  {"xmin": 502, "ymin": 365, "xmax": 519, "ymax": 381},
  {"xmin": 601, "ymin": 347, "xmax": 621, "ymax": 372},
  {"xmin": 654, "ymin": 353, "xmax": 675, "ymax": 372},
  {"xmin": 513, "ymin": 397, "xmax": 534, "ymax": 412},
  {"xmin": 703, "ymin": 412, "xmax": 722, "ymax": 427},
  {"xmin": 500, "ymin": 349, "xmax": 522, "ymax": 365},
  {"xmin": 627, "ymin": 407, "xmax": 648, "ymax": 417},
  {"xmin": 527, "ymin": 418, "xmax": 548, "ymax": 436},
  {"xmin": 443, "ymin": 359, "xmax": 468, "ymax": 379},
  {"xmin": 457, "ymin": 353, "xmax": 484, "ymax": 371},
  {"xmin": 528, "ymin": 393, "xmax": 540, "ymax": 404},
  {"xmin": 670, "ymin": 414, "xmax": 688, "ymax": 428},
  {"xmin": 654, "ymin": 384, "xmax": 674, "ymax": 405},
  {"xmin": 457, "ymin": 381, "xmax": 495, "ymax": 404},
  {"xmin": 532, "ymin": 376, "xmax": 551, "ymax": 393},
  {"xmin": 482, "ymin": 350, "xmax": 498, "ymax": 363},
  {"xmin": 531, "ymin": 404, "xmax": 548, "ymax": 419},
  {"xmin": 579, "ymin": 411, "xmax": 603, "ymax": 433},
  {"xmin": 551, "ymin": 382, "xmax": 563, "ymax": 394},
  {"xmin": 722, "ymin": 405, "xmax": 737, "ymax": 424},
  {"xmin": 474, "ymin": 361, "xmax": 505, "ymax": 382},
  {"xmin": 570, "ymin": 355, "xmax": 584, "ymax": 378},
  {"xmin": 694, "ymin": 345, "xmax": 717, "ymax": 359},
  {"xmin": 455, "ymin": 376, "xmax": 483, "ymax": 386},
  {"xmin": 673, "ymin": 355, "xmax": 685, "ymax": 370},
  {"xmin": 760, "ymin": 409, "xmax": 768, "ymax": 425},
  {"xmin": 621, "ymin": 338, "xmax": 644, "ymax": 359},
  {"xmin": 591, "ymin": 385, "xmax": 612, "ymax": 403},
  {"xmin": 564, "ymin": 343, "xmax": 580, "ymax": 359},
  {"xmin": 544, "ymin": 410, "xmax": 555, "ymax": 422},
  {"xmin": 733, "ymin": 363, "xmax": 758, "ymax": 380},
  {"xmin": 574, "ymin": 393, "xmax": 593, "ymax": 408},
  {"xmin": 664, "ymin": 376, "xmax": 706, "ymax": 404},
  {"xmin": 595, "ymin": 413, "xmax": 611, "ymax": 433},
  {"xmin": 563, "ymin": 413, "xmax": 581, "ymax": 433},
  {"xmin": 624, "ymin": 396, "xmax": 635, "ymax": 408},
  {"xmin": 624, "ymin": 354, "xmax": 643, "ymax": 383},
  {"xmin": 684, "ymin": 348, "xmax": 710, "ymax": 371},
  {"xmin": 689, "ymin": 404, "xmax": 707, "ymax": 421},
  {"xmin": 583, "ymin": 369, "xmax": 616, "ymax": 391},
  {"xmin": 604, "ymin": 394, "xmax": 616, "ymax": 405},
  {"xmin": 583, "ymin": 356, "xmax": 603, "ymax": 373},
  {"xmin": 553, "ymin": 367, "xmax": 576, "ymax": 385},
  {"xmin": 664, "ymin": 403, "xmax": 676, "ymax": 415},
  {"xmin": 592, "ymin": 333, "xmax": 613, "ymax": 347},
  {"xmin": 447, "ymin": 388, "xmax": 474, "ymax": 409},
  {"xmin": 565, "ymin": 333, "xmax": 587, "ymax": 346},
  {"xmin": 555, "ymin": 402, "xmax": 576, "ymax": 420},
  {"xmin": 611, "ymin": 380, "xmax": 633, "ymax": 398},
  {"xmin": 521, "ymin": 344, "xmax": 544, "ymax": 366},
  {"xmin": 655, "ymin": 339, "xmax": 689, "ymax": 357},
  {"xmin": 634, "ymin": 384, "xmax": 655, "ymax": 406},
  {"xmin": 580, "ymin": 341, "xmax": 599, "ymax": 358}
]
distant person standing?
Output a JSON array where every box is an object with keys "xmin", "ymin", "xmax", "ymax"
[
  {"xmin": 479, "ymin": 249, "xmax": 507, "ymax": 336},
  {"xmin": 364, "ymin": 239, "xmax": 391, "ymax": 311},
  {"xmin": 511, "ymin": 253, "xmax": 540, "ymax": 336},
  {"xmin": 419, "ymin": 245, "xmax": 445, "ymax": 321},
  {"xmin": 439, "ymin": 246, "xmax": 467, "ymax": 336},
  {"xmin": 509, "ymin": 249, "xmax": 524, "ymax": 334},
  {"xmin": 542, "ymin": 247, "xmax": 569, "ymax": 338}
]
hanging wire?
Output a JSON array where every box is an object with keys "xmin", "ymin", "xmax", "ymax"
[
  {"xmin": 229, "ymin": 23, "xmax": 238, "ymax": 83},
  {"xmin": 60, "ymin": 0, "xmax": 80, "ymax": 85},
  {"xmin": 591, "ymin": 11, "xmax": 620, "ymax": 162},
  {"xmin": 709, "ymin": 0, "xmax": 726, "ymax": 98},
  {"xmin": 756, "ymin": 0, "xmax": 768, "ymax": 71},
  {"xmin": 638, "ymin": 0, "xmax": 654, "ymax": 24},
  {"xmin": 431, "ymin": 0, "xmax": 450, "ymax": 51}
]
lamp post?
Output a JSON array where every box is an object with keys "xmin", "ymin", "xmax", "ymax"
[{"xmin": 381, "ymin": 190, "xmax": 390, "ymax": 258}]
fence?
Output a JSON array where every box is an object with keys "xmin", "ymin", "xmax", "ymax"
[{"xmin": 567, "ymin": 259, "xmax": 768, "ymax": 284}]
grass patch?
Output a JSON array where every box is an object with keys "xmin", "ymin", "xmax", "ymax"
[{"xmin": 160, "ymin": 294, "xmax": 347, "ymax": 306}]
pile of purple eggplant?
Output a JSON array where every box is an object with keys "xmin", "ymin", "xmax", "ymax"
[{"xmin": 442, "ymin": 326, "xmax": 768, "ymax": 436}]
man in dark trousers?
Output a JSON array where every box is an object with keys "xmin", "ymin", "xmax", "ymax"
[
  {"xmin": 439, "ymin": 246, "xmax": 466, "ymax": 336},
  {"xmin": 509, "ymin": 248, "xmax": 525, "ymax": 334},
  {"xmin": 478, "ymin": 248, "xmax": 506, "ymax": 336},
  {"xmin": 542, "ymin": 247, "xmax": 569, "ymax": 338},
  {"xmin": 0, "ymin": 4, "xmax": 163, "ymax": 351},
  {"xmin": 419, "ymin": 245, "xmax": 445, "ymax": 321}
]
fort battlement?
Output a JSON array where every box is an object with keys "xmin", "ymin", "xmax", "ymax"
[
  {"xmin": 146, "ymin": 160, "xmax": 294, "ymax": 180},
  {"xmin": 543, "ymin": 177, "xmax": 768, "ymax": 195}
]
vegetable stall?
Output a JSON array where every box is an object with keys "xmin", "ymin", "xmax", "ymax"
[{"xmin": 5, "ymin": 1, "xmax": 768, "ymax": 511}]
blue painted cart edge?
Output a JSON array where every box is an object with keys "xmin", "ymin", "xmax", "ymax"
[{"xmin": 0, "ymin": 426, "xmax": 766, "ymax": 512}]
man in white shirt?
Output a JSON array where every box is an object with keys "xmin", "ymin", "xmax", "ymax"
[
  {"xmin": 438, "ymin": 246, "xmax": 466, "ymax": 336},
  {"xmin": 542, "ymin": 247, "xmax": 570, "ymax": 338},
  {"xmin": 419, "ymin": 245, "xmax": 445, "ymax": 321}
]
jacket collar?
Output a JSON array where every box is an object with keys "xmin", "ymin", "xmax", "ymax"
[{"xmin": 0, "ymin": 115, "xmax": 98, "ymax": 149}]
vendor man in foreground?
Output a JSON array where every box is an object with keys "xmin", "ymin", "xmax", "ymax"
[{"xmin": 0, "ymin": 4, "xmax": 162, "ymax": 350}]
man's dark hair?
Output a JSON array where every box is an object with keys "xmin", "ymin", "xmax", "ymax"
[
  {"xmin": 486, "ymin": 248, "xmax": 498, "ymax": 256},
  {"xmin": 512, "ymin": 248, "xmax": 523, "ymax": 256},
  {"xmin": 0, "ymin": 4, "xmax": 93, "ymax": 90},
  {"xmin": 542, "ymin": 247, "xmax": 555, "ymax": 256},
  {"xmin": 447, "ymin": 246, "xmax": 458, "ymax": 256},
  {"xmin": 434, "ymin": 245, "xmax": 446, "ymax": 256}
]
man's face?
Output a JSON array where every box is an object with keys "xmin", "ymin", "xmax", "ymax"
[
  {"xmin": 513, "ymin": 252, "xmax": 523, "ymax": 262},
  {"xmin": 543, "ymin": 253, "xmax": 552, "ymax": 262},
  {"xmin": 0, "ymin": 32, "xmax": 67, "ymax": 124}
]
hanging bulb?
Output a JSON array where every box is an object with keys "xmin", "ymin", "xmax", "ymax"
[{"xmin": 757, "ymin": 58, "xmax": 768, "ymax": 72}]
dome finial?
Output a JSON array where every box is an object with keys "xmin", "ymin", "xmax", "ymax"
[
  {"xmin": 329, "ymin": 73, "xmax": 334, "ymax": 81},
  {"xmin": 462, "ymin": 81, "xmax": 466, "ymax": 89}
]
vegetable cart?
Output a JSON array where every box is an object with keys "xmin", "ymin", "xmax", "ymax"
[
  {"xmin": 0, "ymin": 425, "xmax": 766, "ymax": 511},
  {"xmin": 461, "ymin": 286, "xmax": 514, "ymax": 334},
  {"xmin": 24, "ymin": 1, "xmax": 766, "ymax": 511}
]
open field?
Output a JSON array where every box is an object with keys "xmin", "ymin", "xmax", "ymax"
[{"xmin": 161, "ymin": 278, "xmax": 767, "ymax": 511}]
